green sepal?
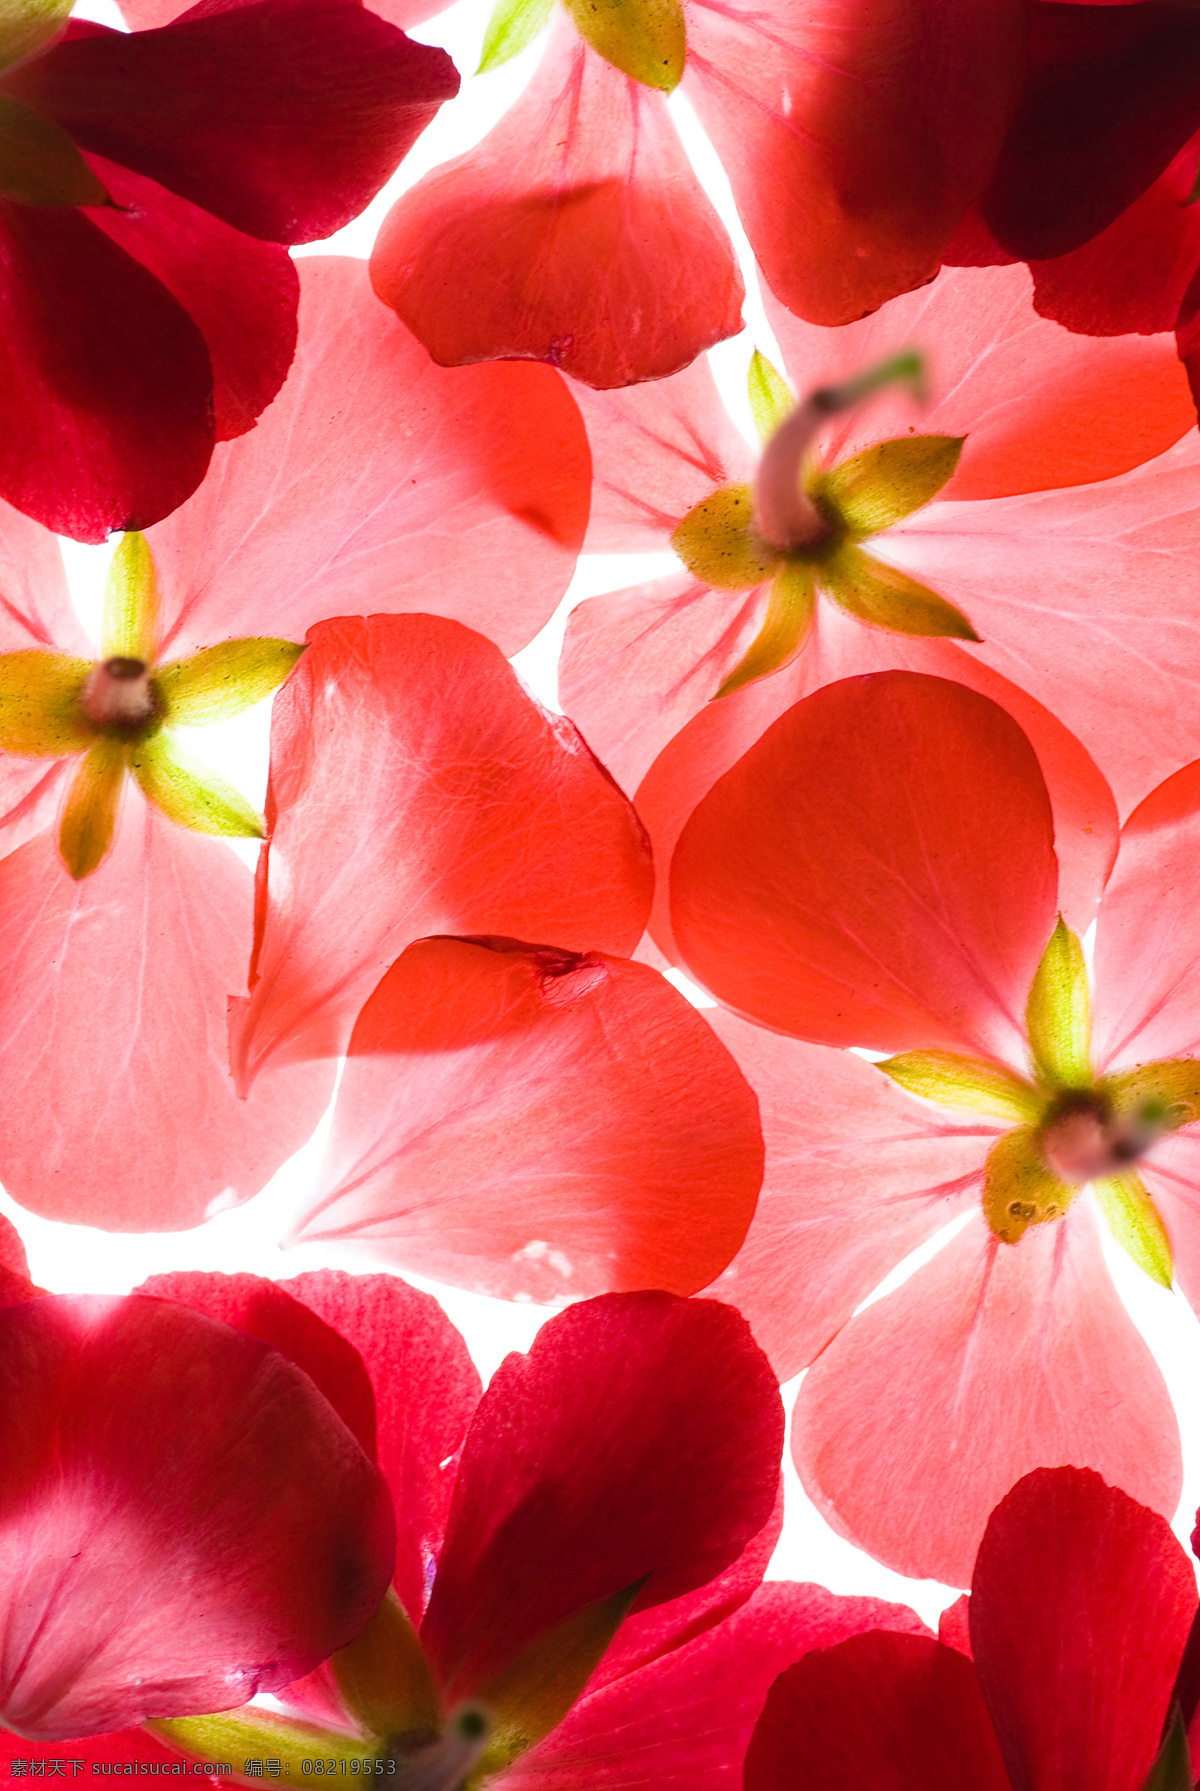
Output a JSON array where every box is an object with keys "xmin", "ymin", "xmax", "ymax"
[
  {"xmin": 475, "ymin": 1581, "xmax": 644, "ymax": 1775},
  {"xmin": 155, "ymin": 638, "xmax": 305, "ymax": 726},
  {"xmin": 0, "ymin": 94, "xmax": 109, "ymax": 205},
  {"xmin": 149, "ymin": 1711, "xmax": 379, "ymax": 1783},
  {"xmin": 1138, "ymin": 1706, "xmax": 1193, "ymax": 1791},
  {"xmin": 131, "ymin": 734, "xmax": 264, "ymax": 838},
  {"xmin": 561, "ymin": 0, "xmax": 685, "ymax": 89},
  {"xmin": 332, "ymin": 1590, "xmax": 441, "ymax": 1748},
  {"xmin": 747, "ymin": 351, "xmax": 793, "ymax": 445},
  {"xmin": 1026, "ymin": 917, "xmax": 1092, "ymax": 1090},
  {"xmin": 671, "ymin": 484, "xmax": 778, "ymax": 590},
  {"xmin": 1102, "ymin": 1059, "xmax": 1200, "ymax": 1136},
  {"xmin": 58, "ymin": 737, "xmax": 126, "ymax": 880},
  {"xmin": 103, "ymin": 531, "xmax": 158, "ymax": 663},
  {"xmin": 878, "ymin": 1051, "xmax": 1044, "ymax": 1124},
  {"xmin": 0, "ymin": 0, "xmax": 72, "ymax": 71},
  {"xmin": 820, "ymin": 543, "xmax": 980, "ymax": 640},
  {"xmin": 982, "ymin": 1126, "xmax": 1074, "ymax": 1245},
  {"xmin": 477, "ymin": 0, "xmax": 554, "ymax": 71},
  {"xmin": 713, "ymin": 560, "xmax": 814, "ymax": 699},
  {"xmin": 1093, "ymin": 1169, "xmax": 1174, "ymax": 1288},
  {"xmin": 813, "ymin": 435, "xmax": 963, "ymax": 537},
  {"xmin": 0, "ymin": 650, "xmax": 93, "ymax": 754}
]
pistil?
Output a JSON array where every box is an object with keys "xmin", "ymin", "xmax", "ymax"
[{"xmin": 79, "ymin": 657, "xmax": 160, "ymax": 736}]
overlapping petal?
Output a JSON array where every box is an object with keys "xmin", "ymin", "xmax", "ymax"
[
  {"xmin": 230, "ymin": 614, "xmax": 653, "ymax": 1088},
  {"xmin": 291, "ymin": 936, "xmax": 761, "ymax": 1301},
  {"xmin": 145, "ymin": 258, "xmax": 591, "ymax": 660}
]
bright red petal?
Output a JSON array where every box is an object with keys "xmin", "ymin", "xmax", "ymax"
[
  {"xmin": 14, "ymin": 3, "xmax": 458, "ymax": 244},
  {"xmin": 670, "ymin": 671, "xmax": 1058, "ymax": 1060},
  {"xmin": 147, "ymin": 258, "xmax": 589, "ymax": 661},
  {"xmin": 744, "ymin": 1632, "xmax": 1009, "ymax": 1791},
  {"xmin": 84, "ymin": 154, "xmax": 298, "ymax": 443},
  {"xmin": 420, "ymin": 1293, "xmax": 781, "ymax": 1702},
  {"xmin": 292, "ymin": 937, "xmax": 761, "ymax": 1300},
  {"xmin": 370, "ymin": 18, "xmax": 743, "ymax": 389},
  {"xmin": 792, "ymin": 1206, "xmax": 1181, "ymax": 1586},
  {"xmin": 970, "ymin": 1467, "xmax": 1197, "ymax": 1791},
  {"xmin": 703, "ymin": 1010, "xmax": 995, "ymax": 1379},
  {"xmin": 0, "ymin": 792, "xmax": 331, "ymax": 1229},
  {"xmin": 765, "ymin": 263, "xmax": 1194, "ymax": 499},
  {"xmin": 504, "ymin": 1583, "xmax": 930, "ymax": 1791},
  {"xmin": 0, "ymin": 1727, "xmax": 187, "ymax": 1768},
  {"xmin": 278, "ymin": 1270, "xmax": 481, "ymax": 1627},
  {"xmin": 0, "ymin": 200, "xmax": 213, "ymax": 541},
  {"xmin": 682, "ymin": 0, "xmax": 1025, "ymax": 326},
  {"xmin": 231, "ymin": 615, "xmax": 653, "ymax": 1089},
  {"xmin": 0, "ymin": 1293, "xmax": 393, "ymax": 1741}
]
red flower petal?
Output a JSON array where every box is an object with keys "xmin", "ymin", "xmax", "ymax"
[
  {"xmin": 0, "ymin": 1214, "xmax": 28, "ymax": 1281},
  {"xmin": 84, "ymin": 154, "xmax": 298, "ymax": 443},
  {"xmin": 703, "ymin": 1010, "xmax": 995, "ymax": 1379},
  {"xmin": 420, "ymin": 1293, "xmax": 782, "ymax": 1702},
  {"xmin": 970, "ymin": 1468, "xmax": 1197, "ymax": 1791},
  {"xmin": 147, "ymin": 258, "xmax": 590, "ymax": 661},
  {"xmin": 0, "ymin": 792, "xmax": 332, "ymax": 1229},
  {"xmin": 0, "ymin": 201, "xmax": 213, "ymax": 541},
  {"xmin": 13, "ymin": 2, "xmax": 458, "ymax": 244},
  {"xmin": 231, "ymin": 615, "xmax": 653, "ymax": 1088},
  {"xmin": 505, "ymin": 1583, "xmax": 930, "ymax": 1791},
  {"xmin": 744, "ymin": 1632, "xmax": 1010, "ymax": 1791},
  {"xmin": 765, "ymin": 264, "xmax": 1194, "ymax": 500},
  {"xmin": 0, "ymin": 1293, "xmax": 393, "ymax": 1741},
  {"xmin": 682, "ymin": 0, "xmax": 1025, "ymax": 326},
  {"xmin": 277, "ymin": 1271, "xmax": 481, "ymax": 1627},
  {"xmin": 792, "ymin": 1207, "xmax": 1181, "ymax": 1585},
  {"xmin": 370, "ymin": 17, "xmax": 743, "ymax": 389},
  {"xmin": 292, "ymin": 937, "xmax": 761, "ymax": 1300},
  {"xmin": 0, "ymin": 1727, "xmax": 187, "ymax": 1768},
  {"xmin": 670, "ymin": 671, "xmax": 1058, "ymax": 1060}
]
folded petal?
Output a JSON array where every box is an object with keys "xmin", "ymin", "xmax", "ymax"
[
  {"xmin": 0, "ymin": 1293, "xmax": 393, "ymax": 1741},
  {"xmin": 792, "ymin": 1204, "xmax": 1181, "ymax": 1585},
  {"xmin": 703, "ymin": 1010, "xmax": 996, "ymax": 1378},
  {"xmin": 682, "ymin": 0, "xmax": 1025, "ymax": 326},
  {"xmin": 14, "ymin": 2, "xmax": 458, "ymax": 243},
  {"xmin": 0, "ymin": 199, "xmax": 213, "ymax": 540},
  {"xmin": 81, "ymin": 154, "xmax": 298, "ymax": 443},
  {"xmin": 670, "ymin": 671, "xmax": 1058, "ymax": 1060},
  {"xmin": 505, "ymin": 1583, "xmax": 930, "ymax": 1791},
  {"xmin": 420, "ymin": 1293, "xmax": 781, "ymax": 1702},
  {"xmin": 764, "ymin": 263, "xmax": 1194, "ymax": 499},
  {"xmin": 231, "ymin": 615, "xmax": 653, "ymax": 1088},
  {"xmin": 970, "ymin": 1467, "xmax": 1197, "ymax": 1791},
  {"xmin": 146, "ymin": 258, "xmax": 590, "ymax": 661},
  {"xmin": 746, "ymin": 1632, "xmax": 1009, "ymax": 1791},
  {"xmin": 293, "ymin": 937, "xmax": 760, "ymax": 1301},
  {"xmin": 0, "ymin": 791, "xmax": 332, "ymax": 1229},
  {"xmin": 370, "ymin": 17, "xmax": 743, "ymax": 388}
]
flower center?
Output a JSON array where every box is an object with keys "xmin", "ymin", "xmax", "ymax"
[
  {"xmin": 1039, "ymin": 1087, "xmax": 1180, "ymax": 1185},
  {"xmin": 78, "ymin": 657, "xmax": 162, "ymax": 740}
]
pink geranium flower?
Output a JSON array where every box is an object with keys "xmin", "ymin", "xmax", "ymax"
[
  {"xmin": 669, "ymin": 670, "xmax": 1200, "ymax": 1583},
  {"xmin": 0, "ymin": 0, "xmax": 457, "ymax": 539},
  {"xmin": 745, "ymin": 1467, "xmax": 1199, "ymax": 1791}
]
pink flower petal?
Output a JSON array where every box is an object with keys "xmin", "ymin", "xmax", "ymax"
[
  {"xmin": 670, "ymin": 671, "xmax": 1058, "ymax": 1060},
  {"xmin": 231, "ymin": 615, "xmax": 653, "ymax": 1089},
  {"xmin": 420, "ymin": 1294, "xmax": 781, "ymax": 1702},
  {"xmin": 14, "ymin": 3, "xmax": 458, "ymax": 245},
  {"xmin": 970, "ymin": 1467, "xmax": 1197, "ymax": 1791},
  {"xmin": 292, "ymin": 937, "xmax": 761, "ymax": 1300},
  {"xmin": 745, "ymin": 1632, "xmax": 1010, "ymax": 1791},
  {"xmin": 703, "ymin": 1010, "xmax": 997, "ymax": 1379},
  {"xmin": 682, "ymin": 0, "xmax": 1025, "ymax": 326},
  {"xmin": 505, "ymin": 1582, "xmax": 930, "ymax": 1791},
  {"xmin": 0, "ymin": 1293, "xmax": 393, "ymax": 1740},
  {"xmin": 792, "ymin": 1205, "xmax": 1181, "ymax": 1586},
  {"xmin": 0, "ymin": 791, "xmax": 331, "ymax": 1229},
  {"xmin": 765, "ymin": 263, "xmax": 1194, "ymax": 498},
  {"xmin": 0, "ymin": 502, "xmax": 88, "ymax": 654},
  {"xmin": 146, "ymin": 258, "xmax": 590, "ymax": 661},
  {"xmin": 370, "ymin": 17, "xmax": 743, "ymax": 389}
]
